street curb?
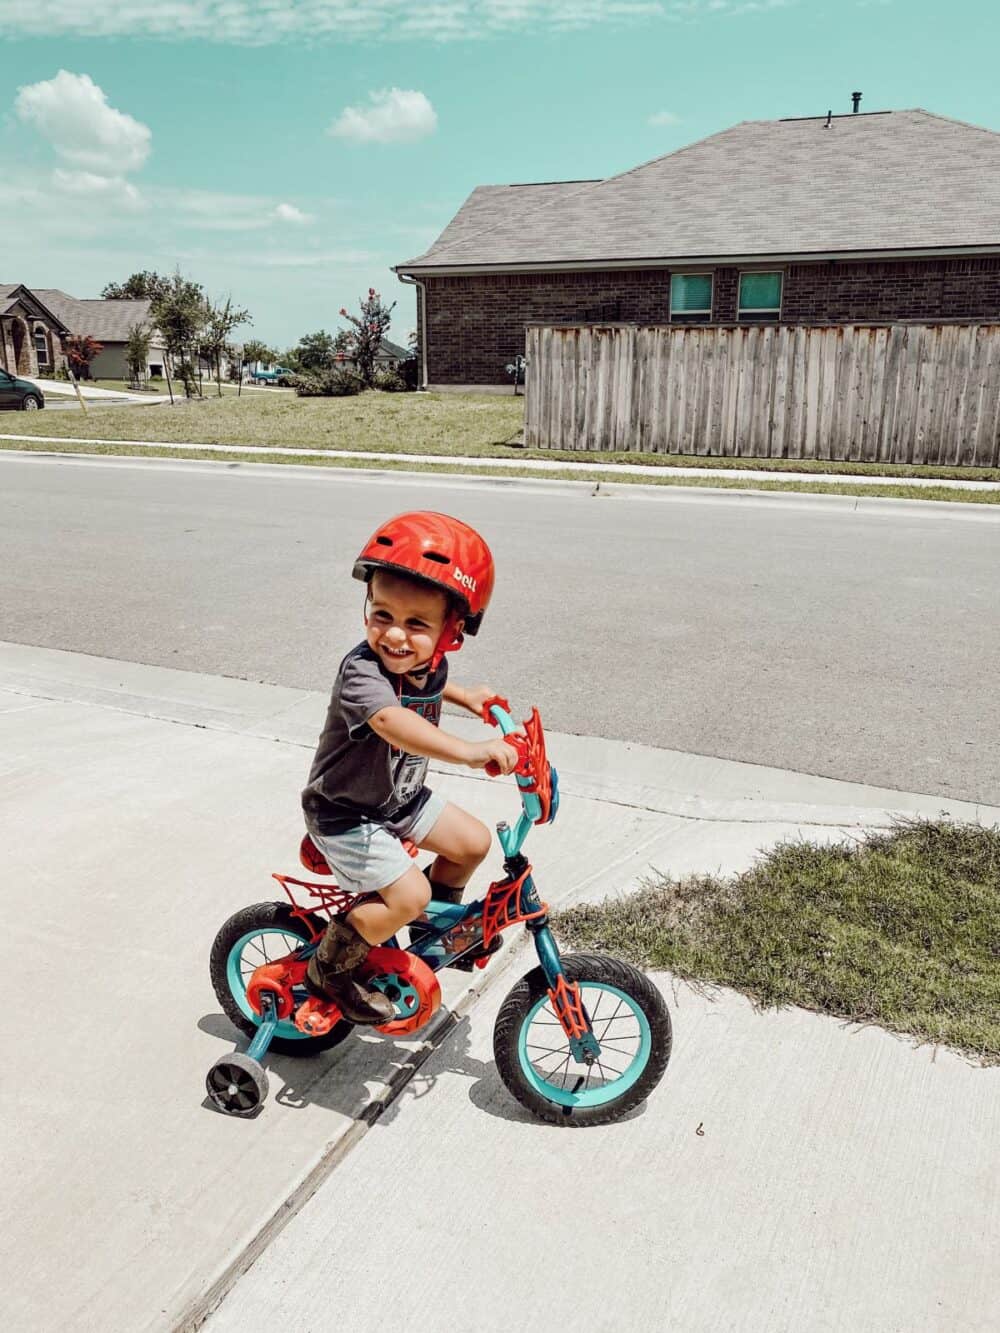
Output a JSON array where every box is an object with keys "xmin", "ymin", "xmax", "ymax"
[{"xmin": 2, "ymin": 447, "xmax": 1000, "ymax": 518}]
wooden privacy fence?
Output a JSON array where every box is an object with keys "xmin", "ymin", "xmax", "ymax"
[{"xmin": 524, "ymin": 322, "xmax": 1000, "ymax": 466}]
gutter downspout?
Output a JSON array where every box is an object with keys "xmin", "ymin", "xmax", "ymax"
[{"xmin": 396, "ymin": 273, "xmax": 429, "ymax": 390}]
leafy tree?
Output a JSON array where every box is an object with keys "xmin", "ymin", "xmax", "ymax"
[
  {"xmin": 338, "ymin": 288, "xmax": 396, "ymax": 387},
  {"xmin": 101, "ymin": 271, "xmax": 173, "ymax": 303},
  {"xmin": 241, "ymin": 339, "xmax": 277, "ymax": 369},
  {"xmin": 295, "ymin": 329, "xmax": 337, "ymax": 372},
  {"xmin": 202, "ymin": 295, "xmax": 251, "ymax": 396},
  {"xmin": 151, "ymin": 271, "xmax": 208, "ymax": 398},
  {"xmin": 124, "ymin": 323, "xmax": 152, "ymax": 386},
  {"xmin": 65, "ymin": 334, "xmax": 103, "ymax": 379}
]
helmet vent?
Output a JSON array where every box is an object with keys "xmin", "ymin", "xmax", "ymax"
[
  {"xmin": 423, "ymin": 551, "xmax": 449, "ymax": 564},
  {"xmin": 376, "ymin": 536, "xmax": 393, "ymax": 546}
]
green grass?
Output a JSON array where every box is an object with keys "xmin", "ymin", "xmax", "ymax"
[
  {"xmin": 2, "ymin": 389, "xmax": 999, "ymax": 482},
  {"xmin": 551, "ymin": 818, "xmax": 1000, "ymax": 1063}
]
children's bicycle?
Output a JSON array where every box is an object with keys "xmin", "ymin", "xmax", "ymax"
[{"xmin": 206, "ymin": 699, "xmax": 672, "ymax": 1125}]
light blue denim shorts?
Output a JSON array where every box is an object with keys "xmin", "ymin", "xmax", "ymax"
[{"xmin": 309, "ymin": 790, "xmax": 446, "ymax": 895}]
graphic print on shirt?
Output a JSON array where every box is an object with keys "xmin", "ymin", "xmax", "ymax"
[{"xmin": 391, "ymin": 689, "xmax": 443, "ymax": 806}]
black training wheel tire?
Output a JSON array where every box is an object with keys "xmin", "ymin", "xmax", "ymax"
[
  {"xmin": 209, "ymin": 900, "xmax": 353, "ymax": 1055},
  {"xmin": 493, "ymin": 952, "xmax": 672, "ymax": 1127},
  {"xmin": 206, "ymin": 1052, "xmax": 269, "ymax": 1117}
]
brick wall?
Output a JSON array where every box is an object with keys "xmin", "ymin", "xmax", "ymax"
[{"xmin": 417, "ymin": 256, "xmax": 1000, "ymax": 384}]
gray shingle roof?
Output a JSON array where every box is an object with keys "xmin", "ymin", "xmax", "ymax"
[
  {"xmin": 397, "ymin": 110, "xmax": 1000, "ymax": 271},
  {"xmin": 32, "ymin": 291, "xmax": 162, "ymax": 344}
]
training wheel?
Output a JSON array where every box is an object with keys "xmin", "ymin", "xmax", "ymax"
[{"xmin": 206, "ymin": 1052, "xmax": 269, "ymax": 1117}]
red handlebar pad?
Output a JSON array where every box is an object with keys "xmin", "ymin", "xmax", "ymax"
[
  {"xmin": 484, "ymin": 708, "xmax": 552, "ymax": 824},
  {"xmin": 480, "ymin": 694, "xmax": 512, "ymax": 725}
]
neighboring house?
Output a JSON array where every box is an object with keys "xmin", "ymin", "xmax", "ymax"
[
  {"xmin": 334, "ymin": 336, "xmax": 415, "ymax": 371},
  {"xmin": 394, "ymin": 108, "xmax": 1000, "ymax": 388},
  {"xmin": 0, "ymin": 284, "xmax": 70, "ymax": 377},
  {"xmin": 31, "ymin": 291, "xmax": 167, "ymax": 380}
]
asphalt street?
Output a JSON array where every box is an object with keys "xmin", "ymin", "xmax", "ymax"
[{"xmin": 2, "ymin": 452, "xmax": 998, "ymax": 803}]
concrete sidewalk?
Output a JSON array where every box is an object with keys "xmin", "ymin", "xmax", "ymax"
[
  {"xmin": 2, "ymin": 641, "xmax": 997, "ymax": 1332},
  {"xmin": 2, "ymin": 434, "xmax": 999, "ymax": 491}
]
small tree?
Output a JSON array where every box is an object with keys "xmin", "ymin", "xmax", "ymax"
[
  {"xmin": 203, "ymin": 295, "xmax": 251, "ymax": 396},
  {"xmin": 338, "ymin": 288, "xmax": 396, "ymax": 387},
  {"xmin": 65, "ymin": 334, "xmax": 103, "ymax": 380},
  {"xmin": 124, "ymin": 323, "xmax": 152, "ymax": 387},
  {"xmin": 242, "ymin": 339, "xmax": 277, "ymax": 370},
  {"xmin": 152, "ymin": 271, "xmax": 208, "ymax": 398}
]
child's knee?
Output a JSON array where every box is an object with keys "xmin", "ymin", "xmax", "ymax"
[
  {"xmin": 468, "ymin": 819, "xmax": 492, "ymax": 865},
  {"xmin": 383, "ymin": 868, "xmax": 432, "ymax": 920}
]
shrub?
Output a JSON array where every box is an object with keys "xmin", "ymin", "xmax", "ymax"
[
  {"xmin": 294, "ymin": 368, "xmax": 364, "ymax": 397},
  {"xmin": 372, "ymin": 367, "xmax": 407, "ymax": 392}
]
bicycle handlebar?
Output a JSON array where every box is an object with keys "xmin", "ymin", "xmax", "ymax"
[{"xmin": 479, "ymin": 695, "xmax": 557, "ymax": 830}]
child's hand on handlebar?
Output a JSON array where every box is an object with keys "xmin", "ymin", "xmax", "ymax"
[{"xmin": 466, "ymin": 738, "xmax": 521, "ymax": 775}]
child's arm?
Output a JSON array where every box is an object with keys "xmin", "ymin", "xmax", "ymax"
[
  {"xmin": 443, "ymin": 681, "xmax": 504, "ymax": 718},
  {"xmin": 368, "ymin": 705, "xmax": 519, "ymax": 774}
]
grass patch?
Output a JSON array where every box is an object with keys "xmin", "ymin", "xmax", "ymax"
[
  {"xmin": 1, "ymin": 437, "xmax": 997, "ymax": 504},
  {"xmin": 2, "ymin": 390, "xmax": 999, "ymax": 482},
  {"xmin": 550, "ymin": 818, "xmax": 1000, "ymax": 1063}
]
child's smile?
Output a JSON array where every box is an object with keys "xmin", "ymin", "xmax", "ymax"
[{"xmin": 365, "ymin": 571, "xmax": 453, "ymax": 676}]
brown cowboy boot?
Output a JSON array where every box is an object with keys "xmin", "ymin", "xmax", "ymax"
[{"xmin": 305, "ymin": 916, "xmax": 395, "ymax": 1025}]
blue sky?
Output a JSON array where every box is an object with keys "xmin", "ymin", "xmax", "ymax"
[{"xmin": 1, "ymin": 0, "xmax": 997, "ymax": 352}]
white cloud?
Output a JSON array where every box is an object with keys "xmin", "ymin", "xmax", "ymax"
[
  {"xmin": 15, "ymin": 71, "xmax": 151, "ymax": 175},
  {"xmin": 0, "ymin": 0, "xmax": 780, "ymax": 44},
  {"xmin": 52, "ymin": 169, "xmax": 143, "ymax": 207},
  {"xmin": 273, "ymin": 202, "xmax": 313, "ymax": 224},
  {"xmin": 648, "ymin": 110, "xmax": 681, "ymax": 126},
  {"xmin": 328, "ymin": 89, "xmax": 437, "ymax": 145}
]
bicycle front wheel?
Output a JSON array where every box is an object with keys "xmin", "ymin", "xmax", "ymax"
[{"xmin": 493, "ymin": 953, "xmax": 672, "ymax": 1126}]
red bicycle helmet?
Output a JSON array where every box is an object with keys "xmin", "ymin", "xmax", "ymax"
[{"xmin": 354, "ymin": 511, "xmax": 495, "ymax": 670}]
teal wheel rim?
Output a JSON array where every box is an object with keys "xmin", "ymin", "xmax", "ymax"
[
  {"xmin": 226, "ymin": 927, "xmax": 314, "ymax": 1042},
  {"xmin": 517, "ymin": 982, "xmax": 652, "ymax": 1108},
  {"xmin": 369, "ymin": 972, "xmax": 421, "ymax": 1022}
]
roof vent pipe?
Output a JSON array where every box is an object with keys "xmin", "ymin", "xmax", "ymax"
[{"xmin": 852, "ymin": 91, "xmax": 862, "ymax": 113}]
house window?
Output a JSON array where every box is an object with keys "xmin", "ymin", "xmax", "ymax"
[
  {"xmin": 738, "ymin": 272, "xmax": 783, "ymax": 322},
  {"xmin": 670, "ymin": 273, "xmax": 713, "ymax": 323},
  {"xmin": 34, "ymin": 327, "xmax": 49, "ymax": 367}
]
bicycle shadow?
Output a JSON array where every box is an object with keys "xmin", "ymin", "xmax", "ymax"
[{"xmin": 197, "ymin": 1010, "xmax": 647, "ymax": 1127}]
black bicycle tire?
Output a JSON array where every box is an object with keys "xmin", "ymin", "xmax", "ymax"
[
  {"xmin": 493, "ymin": 952, "xmax": 672, "ymax": 1126},
  {"xmin": 209, "ymin": 901, "xmax": 353, "ymax": 1055}
]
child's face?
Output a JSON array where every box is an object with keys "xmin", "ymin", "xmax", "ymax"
[{"xmin": 365, "ymin": 571, "xmax": 452, "ymax": 675}]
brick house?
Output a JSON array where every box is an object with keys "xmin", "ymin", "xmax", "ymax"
[
  {"xmin": 0, "ymin": 284, "xmax": 167, "ymax": 380},
  {"xmin": 394, "ymin": 109, "xmax": 1000, "ymax": 389},
  {"xmin": 0, "ymin": 285, "xmax": 70, "ymax": 377}
]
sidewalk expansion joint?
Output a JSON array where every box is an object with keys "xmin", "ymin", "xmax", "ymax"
[{"xmin": 174, "ymin": 934, "xmax": 531, "ymax": 1333}]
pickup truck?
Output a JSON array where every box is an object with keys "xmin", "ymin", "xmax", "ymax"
[{"xmin": 249, "ymin": 366, "xmax": 295, "ymax": 386}]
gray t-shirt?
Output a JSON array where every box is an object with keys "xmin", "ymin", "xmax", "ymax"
[{"xmin": 301, "ymin": 642, "xmax": 447, "ymax": 835}]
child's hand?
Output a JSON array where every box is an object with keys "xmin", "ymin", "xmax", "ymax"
[
  {"xmin": 463, "ymin": 684, "xmax": 503, "ymax": 717},
  {"xmin": 465, "ymin": 738, "xmax": 520, "ymax": 774}
]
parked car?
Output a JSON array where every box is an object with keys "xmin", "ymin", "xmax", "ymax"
[
  {"xmin": 0, "ymin": 369, "xmax": 44, "ymax": 410},
  {"xmin": 250, "ymin": 366, "xmax": 295, "ymax": 386}
]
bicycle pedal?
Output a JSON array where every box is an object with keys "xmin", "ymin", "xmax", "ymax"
[
  {"xmin": 294, "ymin": 996, "xmax": 343, "ymax": 1036},
  {"xmin": 449, "ymin": 936, "xmax": 503, "ymax": 972}
]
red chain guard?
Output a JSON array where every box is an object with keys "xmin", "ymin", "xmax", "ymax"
[
  {"xmin": 277, "ymin": 946, "xmax": 440, "ymax": 1038},
  {"xmin": 481, "ymin": 868, "xmax": 548, "ymax": 948},
  {"xmin": 547, "ymin": 973, "xmax": 591, "ymax": 1043}
]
